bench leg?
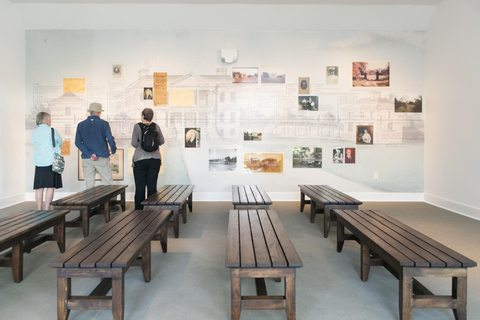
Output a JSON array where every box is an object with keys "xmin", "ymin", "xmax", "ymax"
[
  {"xmin": 285, "ymin": 270, "xmax": 296, "ymax": 320},
  {"xmin": 112, "ymin": 273, "xmax": 125, "ymax": 320},
  {"xmin": 80, "ymin": 208, "xmax": 89, "ymax": 238},
  {"xmin": 173, "ymin": 209, "xmax": 179, "ymax": 238},
  {"xmin": 310, "ymin": 200, "xmax": 317, "ymax": 223},
  {"xmin": 399, "ymin": 268, "xmax": 414, "ymax": 320},
  {"xmin": 300, "ymin": 192, "xmax": 305, "ymax": 212},
  {"xmin": 453, "ymin": 275, "xmax": 467, "ymax": 320},
  {"xmin": 57, "ymin": 274, "xmax": 71, "ymax": 320},
  {"xmin": 337, "ymin": 220, "xmax": 345, "ymax": 252},
  {"xmin": 323, "ymin": 208, "xmax": 331, "ymax": 238},
  {"xmin": 11, "ymin": 242, "xmax": 24, "ymax": 283},
  {"xmin": 361, "ymin": 243, "xmax": 371, "ymax": 282},
  {"xmin": 181, "ymin": 204, "xmax": 187, "ymax": 224},
  {"xmin": 188, "ymin": 193, "xmax": 193, "ymax": 212},
  {"xmin": 56, "ymin": 219, "xmax": 66, "ymax": 253},
  {"xmin": 158, "ymin": 222, "xmax": 168, "ymax": 253},
  {"xmin": 121, "ymin": 191, "xmax": 126, "ymax": 212},
  {"xmin": 231, "ymin": 269, "xmax": 241, "ymax": 320},
  {"xmin": 142, "ymin": 242, "xmax": 151, "ymax": 282},
  {"xmin": 103, "ymin": 201, "xmax": 111, "ymax": 223}
]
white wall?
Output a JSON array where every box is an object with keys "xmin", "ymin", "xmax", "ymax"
[
  {"xmin": 425, "ymin": 0, "xmax": 480, "ymax": 219},
  {"xmin": 0, "ymin": 0, "xmax": 26, "ymax": 209}
]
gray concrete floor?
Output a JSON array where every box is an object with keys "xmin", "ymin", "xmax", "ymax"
[{"xmin": 0, "ymin": 201, "xmax": 479, "ymax": 320}]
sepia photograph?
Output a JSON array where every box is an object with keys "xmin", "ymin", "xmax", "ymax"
[
  {"xmin": 261, "ymin": 65, "xmax": 286, "ymax": 83},
  {"xmin": 356, "ymin": 125, "xmax": 374, "ymax": 144},
  {"xmin": 232, "ymin": 67, "xmax": 258, "ymax": 84},
  {"xmin": 395, "ymin": 94, "xmax": 422, "ymax": 113},
  {"xmin": 352, "ymin": 61, "xmax": 390, "ymax": 87},
  {"xmin": 345, "ymin": 147, "xmax": 356, "ymax": 164},
  {"xmin": 185, "ymin": 128, "xmax": 201, "ymax": 148},
  {"xmin": 243, "ymin": 153, "xmax": 283, "ymax": 173},
  {"xmin": 209, "ymin": 149, "xmax": 237, "ymax": 171},
  {"xmin": 292, "ymin": 147, "xmax": 322, "ymax": 168},
  {"xmin": 298, "ymin": 77, "xmax": 310, "ymax": 94},
  {"xmin": 326, "ymin": 66, "xmax": 339, "ymax": 85},
  {"xmin": 298, "ymin": 96, "xmax": 318, "ymax": 111}
]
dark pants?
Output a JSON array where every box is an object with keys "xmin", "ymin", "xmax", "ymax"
[{"xmin": 133, "ymin": 158, "xmax": 161, "ymax": 210}]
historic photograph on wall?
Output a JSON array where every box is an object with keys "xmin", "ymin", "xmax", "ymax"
[
  {"xmin": 345, "ymin": 147, "xmax": 356, "ymax": 164},
  {"xmin": 292, "ymin": 147, "xmax": 322, "ymax": 168},
  {"xmin": 352, "ymin": 61, "xmax": 390, "ymax": 87},
  {"xmin": 143, "ymin": 87, "xmax": 153, "ymax": 100},
  {"xmin": 333, "ymin": 148, "xmax": 344, "ymax": 164},
  {"xmin": 209, "ymin": 149, "xmax": 237, "ymax": 171},
  {"xmin": 243, "ymin": 153, "xmax": 283, "ymax": 173},
  {"xmin": 356, "ymin": 125, "xmax": 374, "ymax": 144},
  {"xmin": 78, "ymin": 149, "xmax": 124, "ymax": 181},
  {"xmin": 298, "ymin": 77, "xmax": 310, "ymax": 94},
  {"xmin": 185, "ymin": 128, "xmax": 201, "ymax": 148},
  {"xmin": 109, "ymin": 62, "xmax": 124, "ymax": 82},
  {"xmin": 261, "ymin": 65, "xmax": 285, "ymax": 83},
  {"xmin": 326, "ymin": 66, "xmax": 339, "ymax": 85},
  {"xmin": 298, "ymin": 96, "xmax": 318, "ymax": 111},
  {"xmin": 244, "ymin": 129, "xmax": 262, "ymax": 141},
  {"xmin": 394, "ymin": 94, "xmax": 422, "ymax": 113},
  {"xmin": 232, "ymin": 67, "xmax": 259, "ymax": 83}
]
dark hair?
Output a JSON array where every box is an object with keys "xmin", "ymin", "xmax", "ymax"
[
  {"xmin": 36, "ymin": 112, "xmax": 51, "ymax": 125},
  {"xmin": 142, "ymin": 108, "xmax": 154, "ymax": 122}
]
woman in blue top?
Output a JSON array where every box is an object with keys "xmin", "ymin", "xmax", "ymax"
[{"xmin": 31, "ymin": 112, "xmax": 63, "ymax": 210}]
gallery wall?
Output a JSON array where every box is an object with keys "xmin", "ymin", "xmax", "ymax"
[
  {"xmin": 24, "ymin": 29, "xmax": 426, "ymax": 200},
  {"xmin": 0, "ymin": 0, "xmax": 26, "ymax": 208},
  {"xmin": 424, "ymin": 0, "xmax": 480, "ymax": 220}
]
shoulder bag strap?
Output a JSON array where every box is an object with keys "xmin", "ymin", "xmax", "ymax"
[{"xmin": 51, "ymin": 128, "xmax": 56, "ymax": 147}]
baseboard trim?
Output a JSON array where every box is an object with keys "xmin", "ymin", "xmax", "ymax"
[
  {"xmin": 424, "ymin": 193, "xmax": 480, "ymax": 221},
  {"xmin": 0, "ymin": 193, "xmax": 26, "ymax": 210}
]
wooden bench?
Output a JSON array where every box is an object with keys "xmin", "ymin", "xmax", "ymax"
[
  {"xmin": 335, "ymin": 209, "xmax": 477, "ymax": 320},
  {"xmin": 50, "ymin": 185, "xmax": 128, "ymax": 237},
  {"xmin": 232, "ymin": 185, "xmax": 273, "ymax": 209},
  {"xmin": 142, "ymin": 184, "xmax": 194, "ymax": 238},
  {"xmin": 49, "ymin": 209, "xmax": 173, "ymax": 320},
  {"xmin": 0, "ymin": 209, "xmax": 70, "ymax": 282},
  {"xmin": 226, "ymin": 209, "xmax": 303, "ymax": 320},
  {"xmin": 298, "ymin": 184, "xmax": 362, "ymax": 237}
]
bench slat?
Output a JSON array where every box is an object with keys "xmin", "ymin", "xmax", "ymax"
[
  {"xmin": 239, "ymin": 210, "xmax": 256, "ymax": 268},
  {"xmin": 258, "ymin": 210, "xmax": 287, "ymax": 267},
  {"xmin": 226, "ymin": 210, "xmax": 240, "ymax": 268},
  {"xmin": 368, "ymin": 210, "xmax": 476, "ymax": 267},
  {"xmin": 249, "ymin": 211, "xmax": 272, "ymax": 267},
  {"xmin": 256, "ymin": 187, "xmax": 273, "ymax": 205},
  {"xmin": 244, "ymin": 186, "xmax": 256, "ymax": 205}
]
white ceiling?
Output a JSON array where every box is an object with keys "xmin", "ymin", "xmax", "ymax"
[{"xmin": 10, "ymin": 0, "xmax": 443, "ymax": 4}]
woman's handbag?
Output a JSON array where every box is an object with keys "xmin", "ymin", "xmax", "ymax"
[{"xmin": 51, "ymin": 128, "xmax": 65, "ymax": 174}]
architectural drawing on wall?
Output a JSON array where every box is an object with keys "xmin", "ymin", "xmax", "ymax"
[
  {"xmin": 292, "ymin": 147, "xmax": 322, "ymax": 168},
  {"xmin": 395, "ymin": 95, "xmax": 422, "ymax": 113},
  {"xmin": 326, "ymin": 66, "xmax": 339, "ymax": 85},
  {"xmin": 143, "ymin": 87, "xmax": 153, "ymax": 100},
  {"xmin": 333, "ymin": 148, "xmax": 344, "ymax": 164},
  {"xmin": 345, "ymin": 147, "xmax": 355, "ymax": 164},
  {"xmin": 357, "ymin": 125, "xmax": 373, "ymax": 144},
  {"xmin": 352, "ymin": 62, "xmax": 390, "ymax": 87},
  {"xmin": 298, "ymin": 96, "xmax": 318, "ymax": 111},
  {"xmin": 78, "ymin": 149, "xmax": 124, "ymax": 181},
  {"xmin": 185, "ymin": 128, "xmax": 200, "ymax": 148},
  {"xmin": 244, "ymin": 129, "xmax": 262, "ymax": 141},
  {"xmin": 244, "ymin": 153, "xmax": 283, "ymax": 173},
  {"xmin": 232, "ymin": 67, "xmax": 258, "ymax": 83},
  {"xmin": 109, "ymin": 62, "xmax": 124, "ymax": 82},
  {"xmin": 209, "ymin": 149, "xmax": 237, "ymax": 171},
  {"xmin": 298, "ymin": 77, "xmax": 310, "ymax": 94},
  {"xmin": 261, "ymin": 65, "xmax": 285, "ymax": 84}
]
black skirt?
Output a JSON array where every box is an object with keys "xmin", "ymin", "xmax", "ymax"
[{"xmin": 33, "ymin": 166, "xmax": 63, "ymax": 189}]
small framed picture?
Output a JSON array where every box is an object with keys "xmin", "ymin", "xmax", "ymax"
[
  {"xmin": 144, "ymin": 87, "xmax": 153, "ymax": 100},
  {"xmin": 298, "ymin": 77, "xmax": 310, "ymax": 94},
  {"xmin": 356, "ymin": 126, "xmax": 373, "ymax": 145},
  {"xmin": 185, "ymin": 128, "xmax": 201, "ymax": 148},
  {"xmin": 345, "ymin": 148, "xmax": 356, "ymax": 164}
]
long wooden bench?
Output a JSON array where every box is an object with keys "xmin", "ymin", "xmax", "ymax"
[
  {"xmin": 0, "ymin": 209, "xmax": 70, "ymax": 282},
  {"xmin": 298, "ymin": 184, "xmax": 362, "ymax": 237},
  {"xmin": 49, "ymin": 209, "xmax": 173, "ymax": 320},
  {"xmin": 142, "ymin": 184, "xmax": 194, "ymax": 238},
  {"xmin": 335, "ymin": 209, "xmax": 477, "ymax": 320},
  {"xmin": 232, "ymin": 184, "xmax": 273, "ymax": 209},
  {"xmin": 226, "ymin": 209, "xmax": 303, "ymax": 320},
  {"xmin": 50, "ymin": 185, "xmax": 128, "ymax": 237}
]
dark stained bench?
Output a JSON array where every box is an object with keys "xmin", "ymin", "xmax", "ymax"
[
  {"xmin": 49, "ymin": 209, "xmax": 173, "ymax": 320},
  {"xmin": 298, "ymin": 184, "xmax": 362, "ymax": 237},
  {"xmin": 335, "ymin": 209, "xmax": 477, "ymax": 320},
  {"xmin": 142, "ymin": 184, "xmax": 194, "ymax": 238},
  {"xmin": 226, "ymin": 209, "xmax": 303, "ymax": 320},
  {"xmin": 232, "ymin": 184, "xmax": 273, "ymax": 209},
  {"xmin": 0, "ymin": 209, "xmax": 70, "ymax": 282},
  {"xmin": 51, "ymin": 185, "xmax": 128, "ymax": 237}
]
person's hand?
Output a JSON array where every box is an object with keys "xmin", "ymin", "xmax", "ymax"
[{"xmin": 90, "ymin": 154, "xmax": 98, "ymax": 161}]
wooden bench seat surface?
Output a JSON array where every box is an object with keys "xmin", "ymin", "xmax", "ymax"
[
  {"xmin": 226, "ymin": 209, "xmax": 302, "ymax": 269},
  {"xmin": 232, "ymin": 185, "xmax": 273, "ymax": 206},
  {"xmin": 50, "ymin": 209, "xmax": 172, "ymax": 269},
  {"xmin": 299, "ymin": 185, "xmax": 362, "ymax": 205},
  {"xmin": 142, "ymin": 185, "xmax": 194, "ymax": 206},
  {"xmin": 50, "ymin": 185, "xmax": 127, "ymax": 206},
  {"xmin": 335, "ymin": 209, "xmax": 477, "ymax": 269},
  {"xmin": 0, "ymin": 210, "xmax": 70, "ymax": 247}
]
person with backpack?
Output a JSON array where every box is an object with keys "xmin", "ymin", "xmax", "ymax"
[{"xmin": 131, "ymin": 108, "xmax": 165, "ymax": 210}]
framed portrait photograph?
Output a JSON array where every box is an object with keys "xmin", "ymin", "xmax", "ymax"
[
  {"xmin": 333, "ymin": 148, "xmax": 344, "ymax": 164},
  {"xmin": 298, "ymin": 77, "xmax": 310, "ymax": 94},
  {"xmin": 356, "ymin": 126, "xmax": 373, "ymax": 145},
  {"xmin": 232, "ymin": 67, "xmax": 259, "ymax": 84},
  {"xmin": 345, "ymin": 148, "xmax": 356, "ymax": 164},
  {"xmin": 109, "ymin": 62, "xmax": 124, "ymax": 82},
  {"xmin": 352, "ymin": 61, "xmax": 390, "ymax": 87},
  {"xmin": 143, "ymin": 87, "xmax": 153, "ymax": 100},
  {"xmin": 326, "ymin": 66, "xmax": 339, "ymax": 85},
  {"xmin": 78, "ymin": 149, "xmax": 124, "ymax": 181},
  {"xmin": 292, "ymin": 147, "xmax": 322, "ymax": 168},
  {"xmin": 185, "ymin": 128, "xmax": 201, "ymax": 148}
]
